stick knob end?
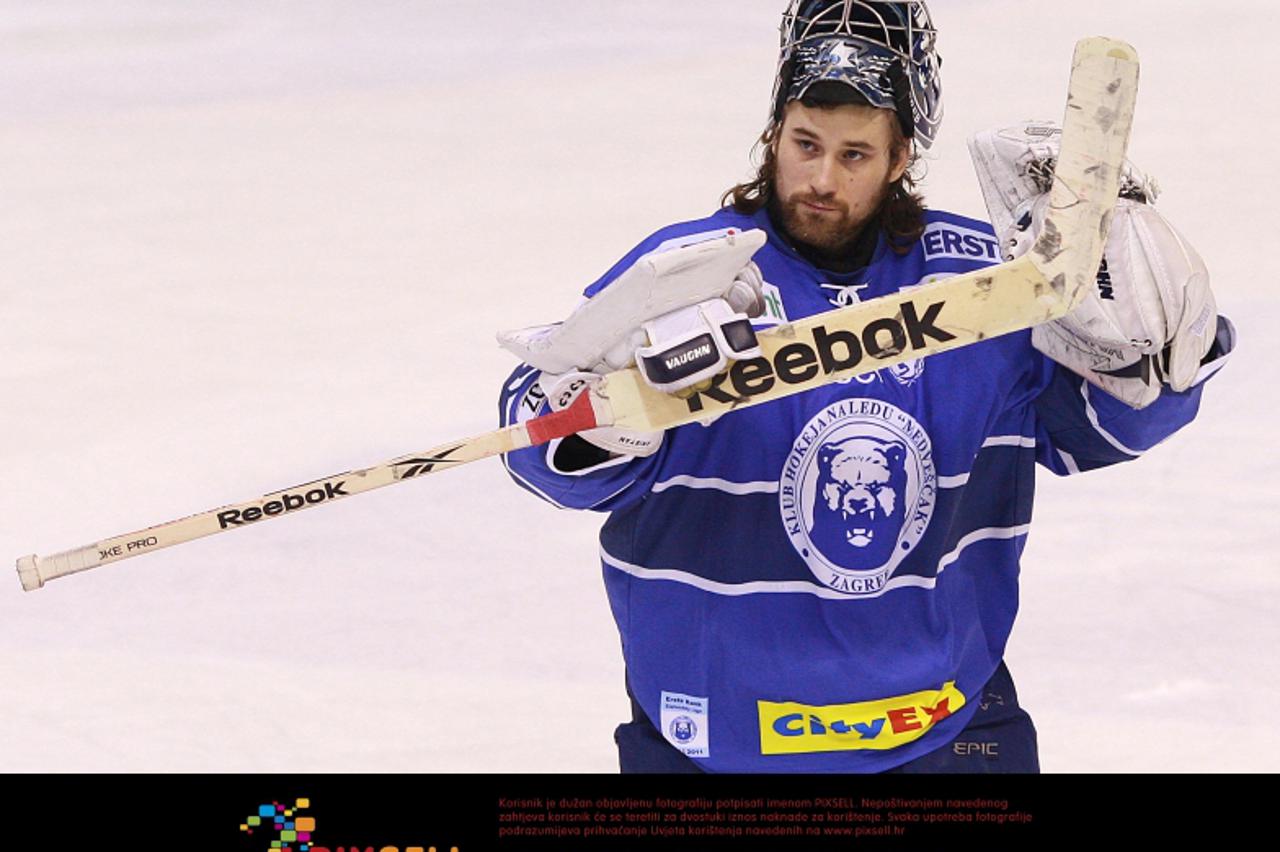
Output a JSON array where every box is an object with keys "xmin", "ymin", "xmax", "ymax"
[{"xmin": 17, "ymin": 555, "xmax": 44, "ymax": 592}]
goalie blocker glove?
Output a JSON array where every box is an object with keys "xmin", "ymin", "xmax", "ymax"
[
  {"xmin": 497, "ymin": 229, "xmax": 767, "ymax": 376},
  {"xmin": 636, "ymin": 293, "xmax": 764, "ymax": 396},
  {"xmin": 500, "ymin": 229, "xmax": 768, "ymax": 470},
  {"xmin": 537, "ymin": 290, "xmax": 767, "ymax": 468}
]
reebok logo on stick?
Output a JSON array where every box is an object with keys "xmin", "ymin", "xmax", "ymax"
[
  {"xmin": 216, "ymin": 481, "xmax": 350, "ymax": 528},
  {"xmin": 683, "ymin": 300, "xmax": 957, "ymax": 412}
]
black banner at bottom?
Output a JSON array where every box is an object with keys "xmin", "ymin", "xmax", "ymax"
[{"xmin": 14, "ymin": 773, "xmax": 1264, "ymax": 850}]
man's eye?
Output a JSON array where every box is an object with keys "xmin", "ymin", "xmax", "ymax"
[
  {"xmin": 797, "ymin": 139, "xmax": 816, "ymax": 152},
  {"xmin": 844, "ymin": 150, "xmax": 865, "ymax": 161}
]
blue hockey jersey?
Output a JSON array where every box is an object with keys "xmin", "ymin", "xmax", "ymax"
[{"xmin": 498, "ymin": 205, "xmax": 1234, "ymax": 773}]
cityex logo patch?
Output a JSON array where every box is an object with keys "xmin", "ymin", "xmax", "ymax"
[{"xmin": 758, "ymin": 681, "xmax": 966, "ymax": 754}]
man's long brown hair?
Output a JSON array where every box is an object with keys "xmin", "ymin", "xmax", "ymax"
[{"xmin": 720, "ymin": 94, "xmax": 927, "ymax": 256}]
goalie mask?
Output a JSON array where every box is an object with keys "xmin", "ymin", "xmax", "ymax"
[{"xmin": 772, "ymin": 0, "xmax": 943, "ymax": 150}]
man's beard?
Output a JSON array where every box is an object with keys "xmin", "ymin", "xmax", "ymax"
[{"xmin": 771, "ymin": 186, "xmax": 889, "ymax": 261}]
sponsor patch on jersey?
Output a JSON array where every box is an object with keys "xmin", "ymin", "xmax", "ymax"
[
  {"xmin": 779, "ymin": 398, "xmax": 937, "ymax": 597},
  {"xmin": 661, "ymin": 691, "xmax": 709, "ymax": 758},
  {"xmin": 757, "ymin": 681, "xmax": 966, "ymax": 755},
  {"xmin": 759, "ymin": 281, "xmax": 788, "ymax": 324},
  {"xmin": 921, "ymin": 221, "xmax": 1000, "ymax": 263}
]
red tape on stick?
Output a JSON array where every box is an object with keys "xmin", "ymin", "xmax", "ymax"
[{"xmin": 525, "ymin": 390, "xmax": 601, "ymax": 446}]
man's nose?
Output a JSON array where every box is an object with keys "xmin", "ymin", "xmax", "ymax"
[{"xmin": 809, "ymin": 154, "xmax": 839, "ymax": 196}]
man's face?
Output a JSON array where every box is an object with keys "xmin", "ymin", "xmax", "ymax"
[{"xmin": 771, "ymin": 100, "xmax": 908, "ymax": 258}]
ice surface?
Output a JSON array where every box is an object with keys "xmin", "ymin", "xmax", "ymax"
[{"xmin": 1, "ymin": 0, "xmax": 1275, "ymax": 772}]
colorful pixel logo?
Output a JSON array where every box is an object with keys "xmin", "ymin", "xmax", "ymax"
[{"xmin": 240, "ymin": 798, "xmax": 316, "ymax": 851}]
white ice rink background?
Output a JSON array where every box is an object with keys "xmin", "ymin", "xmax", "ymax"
[{"xmin": 1, "ymin": 0, "xmax": 1276, "ymax": 772}]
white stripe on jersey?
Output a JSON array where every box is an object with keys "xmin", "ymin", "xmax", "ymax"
[
  {"xmin": 653, "ymin": 475, "xmax": 779, "ymax": 495},
  {"xmin": 601, "ymin": 525, "xmax": 1030, "ymax": 599},
  {"xmin": 936, "ymin": 525, "xmax": 1033, "ymax": 573},
  {"xmin": 654, "ymin": 472, "xmax": 976, "ymax": 493},
  {"xmin": 1081, "ymin": 382, "xmax": 1144, "ymax": 457},
  {"xmin": 981, "ymin": 434, "xmax": 1036, "ymax": 448}
]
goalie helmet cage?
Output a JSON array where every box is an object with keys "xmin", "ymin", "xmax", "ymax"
[{"xmin": 772, "ymin": 0, "xmax": 943, "ymax": 149}]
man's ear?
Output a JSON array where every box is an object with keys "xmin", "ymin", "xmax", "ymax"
[{"xmin": 889, "ymin": 142, "xmax": 910, "ymax": 184}]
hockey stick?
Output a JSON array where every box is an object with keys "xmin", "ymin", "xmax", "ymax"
[{"xmin": 16, "ymin": 37, "xmax": 1138, "ymax": 592}]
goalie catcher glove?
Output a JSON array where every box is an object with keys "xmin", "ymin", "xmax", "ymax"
[
  {"xmin": 968, "ymin": 120, "xmax": 1158, "ymax": 244},
  {"xmin": 969, "ymin": 121, "xmax": 1216, "ymax": 409}
]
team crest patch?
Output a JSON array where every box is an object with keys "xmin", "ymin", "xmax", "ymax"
[
  {"xmin": 660, "ymin": 691, "xmax": 709, "ymax": 758},
  {"xmin": 780, "ymin": 399, "xmax": 936, "ymax": 596}
]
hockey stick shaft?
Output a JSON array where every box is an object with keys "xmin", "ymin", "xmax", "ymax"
[
  {"xmin": 16, "ymin": 402, "xmax": 599, "ymax": 591},
  {"xmin": 16, "ymin": 37, "xmax": 1137, "ymax": 592}
]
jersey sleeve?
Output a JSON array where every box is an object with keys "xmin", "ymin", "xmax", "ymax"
[{"xmin": 1032, "ymin": 314, "xmax": 1236, "ymax": 475}]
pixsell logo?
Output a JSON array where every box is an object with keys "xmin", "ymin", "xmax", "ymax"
[
  {"xmin": 238, "ymin": 798, "xmax": 457, "ymax": 852},
  {"xmin": 239, "ymin": 799, "xmax": 317, "ymax": 851}
]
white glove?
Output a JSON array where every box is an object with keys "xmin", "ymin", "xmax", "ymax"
[
  {"xmin": 968, "ymin": 120, "xmax": 1158, "ymax": 241},
  {"xmin": 970, "ymin": 122, "xmax": 1216, "ymax": 408},
  {"xmin": 1016, "ymin": 195, "xmax": 1216, "ymax": 407},
  {"xmin": 635, "ymin": 291, "xmax": 765, "ymax": 397},
  {"xmin": 538, "ymin": 369, "xmax": 664, "ymax": 459},
  {"xmin": 534, "ymin": 274, "xmax": 766, "ymax": 460},
  {"xmin": 500, "ymin": 229, "xmax": 769, "ymax": 463},
  {"xmin": 497, "ymin": 228, "xmax": 768, "ymax": 376}
]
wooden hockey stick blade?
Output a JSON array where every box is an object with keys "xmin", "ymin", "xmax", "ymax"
[{"xmin": 15, "ymin": 37, "xmax": 1137, "ymax": 592}]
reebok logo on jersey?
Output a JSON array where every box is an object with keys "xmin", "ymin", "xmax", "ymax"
[
  {"xmin": 682, "ymin": 299, "xmax": 955, "ymax": 413},
  {"xmin": 757, "ymin": 681, "xmax": 966, "ymax": 755},
  {"xmin": 216, "ymin": 481, "xmax": 349, "ymax": 528}
]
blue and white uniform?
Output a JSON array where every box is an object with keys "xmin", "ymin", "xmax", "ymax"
[{"xmin": 498, "ymin": 205, "xmax": 1234, "ymax": 773}]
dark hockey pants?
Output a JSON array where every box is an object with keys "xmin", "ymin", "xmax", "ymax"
[{"xmin": 614, "ymin": 660, "xmax": 1039, "ymax": 773}]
